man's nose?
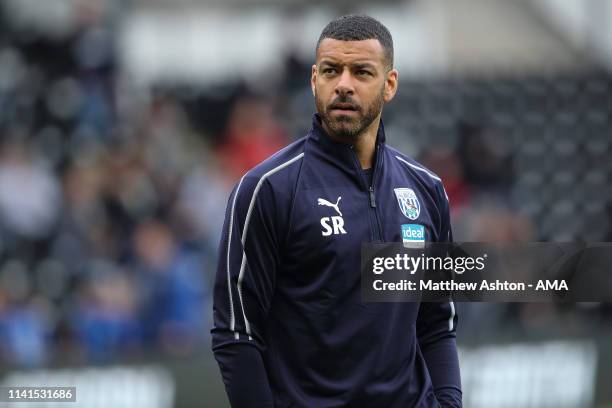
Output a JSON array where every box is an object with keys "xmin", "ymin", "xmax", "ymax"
[{"xmin": 335, "ymin": 69, "xmax": 355, "ymax": 96}]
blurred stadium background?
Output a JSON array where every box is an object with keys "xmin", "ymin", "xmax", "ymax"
[{"xmin": 0, "ymin": 0, "xmax": 610, "ymax": 407}]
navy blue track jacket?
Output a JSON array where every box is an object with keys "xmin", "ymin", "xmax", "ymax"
[{"xmin": 212, "ymin": 114, "xmax": 462, "ymax": 407}]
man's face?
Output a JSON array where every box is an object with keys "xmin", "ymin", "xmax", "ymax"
[{"xmin": 312, "ymin": 38, "xmax": 398, "ymax": 141}]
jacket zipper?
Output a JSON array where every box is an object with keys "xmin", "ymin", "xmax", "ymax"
[
  {"xmin": 350, "ymin": 145, "xmax": 384, "ymax": 242},
  {"xmin": 370, "ymin": 145, "xmax": 384, "ymax": 241}
]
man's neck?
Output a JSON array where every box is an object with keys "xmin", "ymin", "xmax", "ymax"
[{"xmin": 323, "ymin": 116, "xmax": 381, "ymax": 169}]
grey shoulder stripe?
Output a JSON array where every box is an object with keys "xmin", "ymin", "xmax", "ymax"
[
  {"xmin": 241, "ymin": 153, "xmax": 305, "ymax": 246},
  {"xmin": 449, "ymin": 301, "xmax": 456, "ymax": 332},
  {"xmin": 395, "ymin": 155, "xmax": 442, "ymax": 182},
  {"xmin": 236, "ymin": 152, "xmax": 304, "ymax": 340},
  {"xmin": 242, "ymin": 153, "xmax": 304, "ymax": 245},
  {"xmin": 226, "ymin": 176, "xmax": 245, "ymax": 339}
]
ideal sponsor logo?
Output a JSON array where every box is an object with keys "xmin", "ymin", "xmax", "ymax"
[{"xmin": 401, "ymin": 224, "xmax": 425, "ymax": 248}]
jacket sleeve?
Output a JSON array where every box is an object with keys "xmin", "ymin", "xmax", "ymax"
[
  {"xmin": 211, "ymin": 175, "xmax": 283, "ymax": 407},
  {"xmin": 416, "ymin": 182, "xmax": 462, "ymax": 407}
]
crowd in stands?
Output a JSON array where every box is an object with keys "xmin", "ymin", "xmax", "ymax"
[{"xmin": 0, "ymin": 2, "xmax": 610, "ymax": 368}]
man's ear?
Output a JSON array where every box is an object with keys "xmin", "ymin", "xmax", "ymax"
[
  {"xmin": 311, "ymin": 64, "xmax": 317, "ymax": 97},
  {"xmin": 383, "ymin": 68, "xmax": 399, "ymax": 103}
]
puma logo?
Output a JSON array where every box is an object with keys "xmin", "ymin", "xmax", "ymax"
[
  {"xmin": 317, "ymin": 197, "xmax": 342, "ymax": 217},
  {"xmin": 318, "ymin": 196, "xmax": 346, "ymax": 236}
]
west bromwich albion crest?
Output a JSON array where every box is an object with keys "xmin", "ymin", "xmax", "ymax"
[{"xmin": 394, "ymin": 188, "xmax": 420, "ymax": 220}]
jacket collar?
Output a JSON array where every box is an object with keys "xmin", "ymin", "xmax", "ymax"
[{"xmin": 307, "ymin": 113, "xmax": 385, "ymax": 188}]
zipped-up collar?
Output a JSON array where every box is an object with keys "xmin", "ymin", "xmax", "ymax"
[{"xmin": 308, "ymin": 113, "xmax": 386, "ymax": 185}]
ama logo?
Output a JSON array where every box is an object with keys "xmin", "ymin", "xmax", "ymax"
[{"xmin": 318, "ymin": 196, "xmax": 347, "ymax": 236}]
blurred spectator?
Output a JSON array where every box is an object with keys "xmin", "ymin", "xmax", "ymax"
[
  {"xmin": 217, "ymin": 95, "xmax": 289, "ymax": 180},
  {"xmin": 71, "ymin": 261, "xmax": 140, "ymax": 363},
  {"xmin": 177, "ymin": 157, "xmax": 231, "ymax": 246},
  {"xmin": 52, "ymin": 156, "xmax": 108, "ymax": 272},
  {"xmin": 0, "ymin": 139, "xmax": 61, "ymax": 243},
  {"xmin": 0, "ymin": 261, "xmax": 50, "ymax": 367},
  {"xmin": 457, "ymin": 121, "xmax": 514, "ymax": 188},
  {"xmin": 420, "ymin": 147, "xmax": 470, "ymax": 214},
  {"xmin": 132, "ymin": 220, "xmax": 208, "ymax": 357}
]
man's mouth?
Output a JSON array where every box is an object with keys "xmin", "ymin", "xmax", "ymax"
[{"xmin": 330, "ymin": 103, "xmax": 359, "ymax": 113}]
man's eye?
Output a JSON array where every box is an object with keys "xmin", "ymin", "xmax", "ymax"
[
  {"xmin": 357, "ymin": 70, "xmax": 371, "ymax": 76},
  {"xmin": 322, "ymin": 68, "xmax": 336, "ymax": 74}
]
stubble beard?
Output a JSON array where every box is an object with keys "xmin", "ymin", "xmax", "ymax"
[{"xmin": 315, "ymin": 86, "xmax": 385, "ymax": 142}]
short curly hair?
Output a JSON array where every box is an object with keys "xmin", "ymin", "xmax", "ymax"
[{"xmin": 316, "ymin": 15, "xmax": 394, "ymax": 69}]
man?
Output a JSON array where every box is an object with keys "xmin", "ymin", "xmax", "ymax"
[{"xmin": 212, "ymin": 15, "xmax": 462, "ymax": 407}]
